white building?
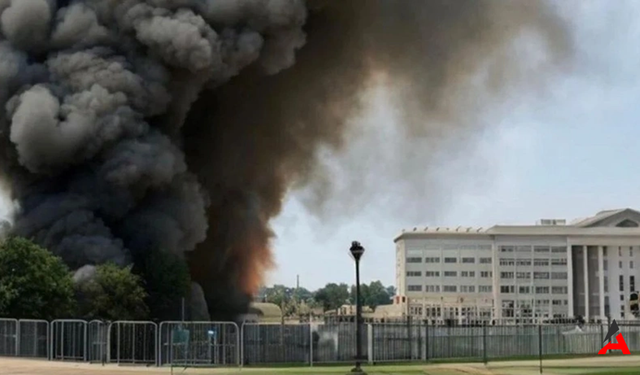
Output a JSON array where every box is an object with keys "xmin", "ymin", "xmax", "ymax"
[{"xmin": 394, "ymin": 208, "xmax": 640, "ymax": 324}]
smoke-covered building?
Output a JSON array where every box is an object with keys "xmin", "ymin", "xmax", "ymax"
[{"xmin": 394, "ymin": 208, "xmax": 640, "ymax": 325}]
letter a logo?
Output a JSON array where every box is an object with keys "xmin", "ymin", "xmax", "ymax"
[{"xmin": 598, "ymin": 319, "xmax": 630, "ymax": 355}]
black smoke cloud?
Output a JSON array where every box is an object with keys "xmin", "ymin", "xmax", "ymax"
[{"xmin": 0, "ymin": 0, "xmax": 572, "ymax": 320}]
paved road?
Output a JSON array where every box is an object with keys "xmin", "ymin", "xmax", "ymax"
[{"xmin": 2, "ymin": 355, "xmax": 640, "ymax": 375}]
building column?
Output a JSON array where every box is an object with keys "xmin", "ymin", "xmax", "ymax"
[
  {"xmin": 492, "ymin": 243, "xmax": 501, "ymax": 322},
  {"xmin": 567, "ymin": 243, "xmax": 574, "ymax": 317},
  {"xmin": 583, "ymin": 245, "xmax": 589, "ymax": 321},
  {"xmin": 598, "ymin": 246, "xmax": 605, "ymax": 321}
]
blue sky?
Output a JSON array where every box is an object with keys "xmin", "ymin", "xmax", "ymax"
[{"xmin": 268, "ymin": 1, "xmax": 640, "ymax": 291}]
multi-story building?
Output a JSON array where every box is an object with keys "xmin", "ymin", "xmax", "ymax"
[{"xmin": 394, "ymin": 208, "xmax": 640, "ymax": 324}]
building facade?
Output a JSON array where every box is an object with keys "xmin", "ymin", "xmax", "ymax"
[{"xmin": 394, "ymin": 209, "xmax": 640, "ymax": 324}]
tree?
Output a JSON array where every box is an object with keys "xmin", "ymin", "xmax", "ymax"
[
  {"xmin": 314, "ymin": 283, "xmax": 350, "ymax": 311},
  {"xmin": 386, "ymin": 285, "xmax": 397, "ymax": 298},
  {"xmin": 350, "ymin": 281, "xmax": 394, "ymax": 309},
  {"xmin": 137, "ymin": 251, "xmax": 191, "ymax": 320},
  {"xmin": 76, "ymin": 263, "xmax": 149, "ymax": 321},
  {"xmin": 0, "ymin": 237, "xmax": 76, "ymax": 320},
  {"xmin": 365, "ymin": 281, "xmax": 393, "ymax": 308}
]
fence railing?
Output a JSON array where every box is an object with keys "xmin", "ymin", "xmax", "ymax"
[{"xmin": 0, "ymin": 318, "xmax": 638, "ymax": 367}]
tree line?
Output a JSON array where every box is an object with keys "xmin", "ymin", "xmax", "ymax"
[
  {"xmin": 0, "ymin": 236, "xmax": 189, "ymax": 321},
  {"xmin": 256, "ymin": 281, "xmax": 396, "ymax": 316}
]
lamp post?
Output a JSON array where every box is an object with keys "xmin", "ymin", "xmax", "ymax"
[{"xmin": 349, "ymin": 241, "xmax": 366, "ymax": 374}]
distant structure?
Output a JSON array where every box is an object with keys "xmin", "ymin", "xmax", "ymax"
[{"xmin": 394, "ymin": 208, "xmax": 640, "ymax": 325}]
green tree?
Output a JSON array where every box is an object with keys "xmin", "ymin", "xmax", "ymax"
[
  {"xmin": 76, "ymin": 263, "xmax": 149, "ymax": 321},
  {"xmin": 0, "ymin": 237, "xmax": 75, "ymax": 320},
  {"xmin": 365, "ymin": 281, "xmax": 392, "ymax": 308},
  {"xmin": 138, "ymin": 251, "xmax": 191, "ymax": 320},
  {"xmin": 386, "ymin": 285, "xmax": 397, "ymax": 298},
  {"xmin": 314, "ymin": 283, "xmax": 350, "ymax": 311},
  {"xmin": 350, "ymin": 281, "xmax": 394, "ymax": 309}
]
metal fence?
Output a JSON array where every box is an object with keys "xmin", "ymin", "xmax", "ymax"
[{"xmin": 0, "ymin": 318, "xmax": 638, "ymax": 367}]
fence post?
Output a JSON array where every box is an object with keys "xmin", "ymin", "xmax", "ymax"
[
  {"xmin": 483, "ymin": 324, "xmax": 487, "ymax": 365},
  {"xmin": 407, "ymin": 316, "xmax": 413, "ymax": 360},
  {"xmin": 367, "ymin": 324, "xmax": 373, "ymax": 364},
  {"xmin": 600, "ymin": 323, "xmax": 604, "ymax": 354},
  {"xmin": 425, "ymin": 323, "xmax": 429, "ymax": 361},
  {"xmin": 538, "ymin": 324, "xmax": 543, "ymax": 374},
  {"xmin": 417, "ymin": 320, "xmax": 422, "ymax": 361},
  {"xmin": 15, "ymin": 319, "xmax": 20, "ymax": 357},
  {"xmin": 309, "ymin": 323, "xmax": 313, "ymax": 367}
]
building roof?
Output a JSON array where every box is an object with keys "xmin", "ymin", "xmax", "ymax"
[{"xmin": 395, "ymin": 208, "xmax": 640, "ymax": 241}]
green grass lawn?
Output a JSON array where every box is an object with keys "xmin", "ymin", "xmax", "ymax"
[
  {"xmin": 543, "ymin": 368, "xmax": 640, "ymax": 375},
  {"xmin": 207, "ymin": 364, "xmax": 436, "ymax": 374}
]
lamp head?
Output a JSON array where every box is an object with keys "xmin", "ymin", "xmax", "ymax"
[{"xmin": 349, "ymin": 241, "xmax": 365, "ymax": 261}]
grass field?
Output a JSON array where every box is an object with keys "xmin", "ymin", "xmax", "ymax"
[{"xmin": 2, "ymin": 356, "xmax": 640, "ymax": 375}]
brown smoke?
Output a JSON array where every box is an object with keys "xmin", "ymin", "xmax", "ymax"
[{"xmin": 183, "ymin": 0, "xmax": 573, "ymax": 318}]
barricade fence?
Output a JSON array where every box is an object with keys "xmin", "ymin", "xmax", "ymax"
[{"xmin": 0, "ymin": 319, "xmax": 638, "ymax": 367}]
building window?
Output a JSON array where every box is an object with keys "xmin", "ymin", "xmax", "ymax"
[
  {"xmin": 519, "ymin": 286, "xmax": 530, "ymax": 294},
  {"xmin": 604, "ymin": 277, "xmax": 608, "ymax": 293},
  {"xmin": 603, "ymin": 247, "xmax": 608, "ymax": 256},
  {"xmin": 443, "ymin": 285, "xmax": 457, "ymax": 292},
  {"xmin": 534, "ymin": 272, "xmax": 550, "ymax": 280},
  {"xmin": 501, "ymin": 272, "xmax": 514, "ymax": 279},
  {"xmin": 500, "ymin": 285, "xmax": 515, "ymax": 293},
  {"xmin": 479, "ymin": 285, "xmax": 492, "ymax": 293},
  {"xmin": 517, "ymin": 259, "xmax": 532, "ymax": 266},
  {"xmin": 552, "ymin": 300, "xmax": 564, "ymax": 306},
  {"xmin": 534, "ymin": 259, "xmax": 549, "ymax": 266},
  {"xmin": 518, "ymin": 246, "xmax": 532, "ymax": 252},
  {"xmin": 461, "ymin": 271, "xmax": 474, "ymax": 277},
  {"xmin": 407, "ymin": 257, "xmax": 422, "ymax": 263},
  {"xmin": 425, "ymin": 257, "xmax": 440, "ymax": 263},
  {"xmin": 480, "ymin": 271, "xmax": 492, "ymax": 278},
  {"xmin": 551, "ymin": 272, "xmax": 567, "ymax": 280},
  {"xmin": 444, "ymin": 257, "xmax": 457, "ymax": 263},
  {"xmin": 408, "ymin": 285, "xmax": 422, "ymax": 292},
  {"xmin": 631, "ymin": 276, "xmax": 636, "ymax": 291},
  {"xmin": 517, "ymin": 272, "xmax": 531, "ymax": 280},
  {"xmin": 552, "ymin": 286, "xmax": 568, "ymax": 294},
  {"xmin": 425, "ymin": 271, "xmax": 440, "ymax": 277},
  {"xmin": 620, "ymin": 275, "xmax": 625, "ymax": 292},
  {"xmin": 461, "ymin": 285, "xmax": 476, "ymax": 293},
  {"xmin": 534, "ymin": 246, "xmax": 550, "ymax": 253},
  {"xmin": 551, "ymin": 258, "xmax": 567, "ymax": 266},
  {"xmin": 501, "ymin": 246, "xmax": 514, "ymax": 253},
  {"xmin": 632, "ymin": 261, "xmax": 635, "ymax": 269},
  {"xmin": 604, "ymin": 260, "xmax": 608, "ymax": 270},
  {"xmin": 536, "ymin": 286, "xmax": 550, "ymax": 294},
  {"xmin": 479, "ymin": 257, "xmax": 492, "ymax": 264},
  {"xmin": 462, "ymin": 257, "xmax": 475, "ymax": 264},
  {"xmin": 551, "ymin": 246, "xmax": 566, "ymax": 253},
  {"xmin": 444, "ymin": 271, "xmax": 457, "ymax": 277},
  {"xmin": 500, "ymin": 258, "xmax": 515, "ymax": 266},
  {"xmin": 621, "ymin": 294, "xmax": 625, "ymax": 301},
  {"xmin": 406, "ymin": 271, "xmax": 422, "ymax": 277},
  {"xmin": 620, "ymin": 261, "xmax": 623, "ymax": 269},
  {"xmin": 425, "ymin": 285, "xmax": 440, "ymax": 292}
]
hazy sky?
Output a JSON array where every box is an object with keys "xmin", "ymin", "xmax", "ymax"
[{"xmin": 267, "ymin": 1, "xmax": 640, "ymax": 291}]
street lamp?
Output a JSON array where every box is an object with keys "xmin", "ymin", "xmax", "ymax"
[{"xmin": 349, "ymin": 241, "xmax": 366, "ymax": 374}]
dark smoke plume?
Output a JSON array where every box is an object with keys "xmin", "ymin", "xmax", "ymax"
[{"xmin": 0, "ymin": 0, "xmax": 572, "ymax": 320}]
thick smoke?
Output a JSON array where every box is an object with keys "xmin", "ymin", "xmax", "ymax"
[{"xmin": 0, "ymin": 0, "xmax": 572, "ymax": 320}]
